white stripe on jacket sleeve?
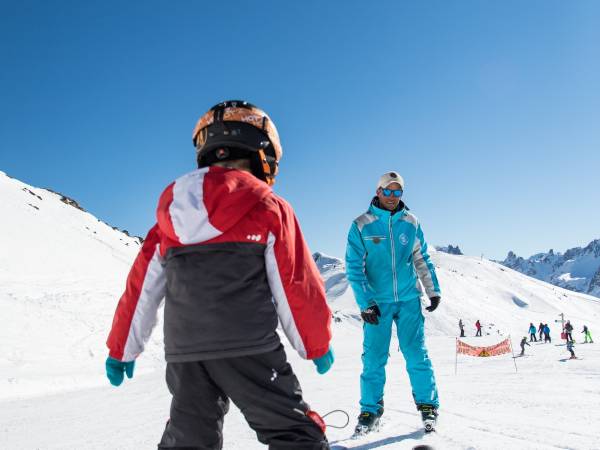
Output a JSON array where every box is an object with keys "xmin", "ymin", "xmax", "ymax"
[
  {"xmin": 265, "ymin": 231, "xmax": 307, "ymax": 359},
  {"xmin": 413, "ymin": 236, "xmax": 438, "ymax": 299},
  {"xmin": 122, "ymin": 246, "xmax": 167, "ymax": 361}
]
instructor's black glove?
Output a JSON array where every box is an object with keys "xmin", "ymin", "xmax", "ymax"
[
  {"xmin": 426, "ymin": 296, "xmax": 441, "ymax": 312},
  {"xmin": 361, "ymin": 304, "xmax": 381, "ymax": 325}
]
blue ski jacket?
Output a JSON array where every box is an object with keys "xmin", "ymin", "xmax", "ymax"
[{"xmin": 345, "ymin": 199, "xmax": 441, "ymax": 310}]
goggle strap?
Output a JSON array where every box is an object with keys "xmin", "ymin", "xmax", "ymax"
[{"xmin": 257, "ymin": 149, "xmax": 275, "ymax": 186}]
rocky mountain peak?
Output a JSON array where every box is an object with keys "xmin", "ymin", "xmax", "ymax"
[
  {"xmin": 436, "ymin": 244, "xmax": 463, "ymax": 255},
  {"xmin": 500, "ymin": 239, "xmax": 600, "ymax": 299}
]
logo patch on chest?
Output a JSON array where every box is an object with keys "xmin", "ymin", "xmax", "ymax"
[
  {"xmin": 373, "ymin": 237, "xmax": 381, "ymax": 244},
  {"xmin": 398, "ymin": 233, "xmax": 408, "ymax": 246}
]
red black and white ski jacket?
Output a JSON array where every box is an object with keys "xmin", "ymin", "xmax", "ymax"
[{"xmin": 107, "ymin": 167, "xmax": 332, "ymax": 363}]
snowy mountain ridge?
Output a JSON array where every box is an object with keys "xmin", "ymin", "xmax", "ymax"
[{"xmin": 501, "ymin": 239, "xmax": 600, "ymax": 298}]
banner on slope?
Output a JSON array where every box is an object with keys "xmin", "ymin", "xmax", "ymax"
[
  {"xmin": 456, "ymin": 338, "xmax": 511, "ymax": 357},
  {"xmin": 455, "ymin": 336, "xmax": 518, "ymax": 373}
]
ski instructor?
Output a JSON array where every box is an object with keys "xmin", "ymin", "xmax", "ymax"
[
  {"xmin": 105, "ymin": 100, "xmax": 334, "ymax": 449},
  {"xmin": 345, "ymin": 171, "xmax": 441, "ymax": 435}
]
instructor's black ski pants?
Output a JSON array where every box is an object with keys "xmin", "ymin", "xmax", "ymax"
[{"xmin": 157, "ymin": 344, "xmax": 329, "ymax": 450}]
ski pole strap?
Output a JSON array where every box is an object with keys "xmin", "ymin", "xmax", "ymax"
[{"xmin": 321, "ymin": 409, "xmax": 351, "ymax": 429}]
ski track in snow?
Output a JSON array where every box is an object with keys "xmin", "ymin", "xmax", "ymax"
[{"xmin": 2, "ymin": 332, "xmax": 600, "ymax": 449}]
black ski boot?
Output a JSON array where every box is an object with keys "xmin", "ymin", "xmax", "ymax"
[
  {"xmin": 354, "ymin": 411, "xmax": 380, "ymax": 436},
  {"xmin": 417, "ymin": 404, "xmax": 438, "ymax": 433}
]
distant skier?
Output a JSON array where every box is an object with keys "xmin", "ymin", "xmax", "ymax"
[
  {"xmin": 538, "ymin": 322, "xmax": 544, "ymax": 341},
  {"xmin": 564, "ymin": 320, "xmax": 574, "ymax": 342},
  {"xmin": 582, "ymin": 325, "xmax": 594, "ymax": 343},
  {"xmin": 566, "ymin": 340, "xmax": 576, "ymax": 359},
  {"xmin": 475, "ymin": 320, "xmax": 482, "ymax": 337},
  {"xmin": 528, "ymin": 323, "xmax": 537, "ymax": 342},
  {"xmin": 519, "ymin": 337, "xmax": 530, "ymax": 356},
  {"xmin": 543, "ymin": 323, "xmax": 551, "ymax": 343},
  {"xmin": 105, "ymin": 101, "xmax": 333, "ymax": 449},
  {"xmin": 346, "ymin": 170, "xmax": 441, "ymax": 435},
  {"xmin": 459, "ymin": 319, "xmax": 465, "ymax": 337}
]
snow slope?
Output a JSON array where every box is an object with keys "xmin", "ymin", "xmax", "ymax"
[
  {"xmin": 0, "ymin": 171, "xmax": 164, "ymax": 399},
  {"xmin": 2, "ymin": 171, "xmax": 600, "ymax": 449},
  {"xmin": 323, "ymin": 250, "xmax": 600, "ymax": 341},
  {"xmin": 313, "ymin": 252, "xmax": 350, "ymax": 300}
]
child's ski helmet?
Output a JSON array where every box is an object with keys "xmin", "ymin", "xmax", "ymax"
[{"xmin": 192, "ymin": 100, "xmax": 282, "ymax": 186}]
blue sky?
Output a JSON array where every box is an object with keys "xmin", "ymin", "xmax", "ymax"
[{"xmin": 1, "ymin": 0, "xmax": 599, "ymax": 260}]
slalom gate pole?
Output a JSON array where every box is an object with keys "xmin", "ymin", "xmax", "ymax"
[
  {"xmin": 509, "ymin": 334, "xmax": 518, "ymax": 373},
  {"xmin": 455, "ymin": 337, "xmax": 458, "ymax": 375}
]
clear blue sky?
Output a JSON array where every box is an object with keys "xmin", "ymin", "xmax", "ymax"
[{"xmin": 1, "ymin": 0, "xmax": 599, "ymax": 260}]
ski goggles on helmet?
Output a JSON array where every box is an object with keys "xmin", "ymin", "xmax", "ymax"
[
  {"xmin": 192, "ymin": 101, "xmax": 282, "ymax": 185},
  {"xmin": 381, "ymin": 188, "xmax": 403, "ymax": 198}
]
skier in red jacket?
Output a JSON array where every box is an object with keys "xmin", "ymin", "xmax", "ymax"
[
  {"xmin": 475, "ymin": 320, "xmax": 482, "ymax": 337},
  {"xmin": 106, "ymin": 100, "xmax": 334, "ymax": 449}
]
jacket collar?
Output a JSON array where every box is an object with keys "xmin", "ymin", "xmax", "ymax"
[{"xmin": 368, "ymin": 196, "xmax": 406, "ymax": 219}]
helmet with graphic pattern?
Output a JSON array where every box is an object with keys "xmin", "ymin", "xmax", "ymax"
[{"xmin": 192, "ymin": 100, "xmax": 282, "ymax": 186}]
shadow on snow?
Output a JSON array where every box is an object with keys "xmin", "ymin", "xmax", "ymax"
[{"xmin": 330, "ymin": 430, "xmax": 424, "ymax": 449}]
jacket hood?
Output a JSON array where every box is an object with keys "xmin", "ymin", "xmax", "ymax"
[{"xmin": 157, "ymin": 166, "xmax": 272, "ymax": 245}]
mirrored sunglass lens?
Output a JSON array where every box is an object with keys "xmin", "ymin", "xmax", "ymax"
[{"xmin": 382, "ymin": 189, "xmax": 402, "ymax": 197}]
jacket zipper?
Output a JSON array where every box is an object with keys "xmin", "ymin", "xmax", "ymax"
[{"xmin": 389, "ymin": 215, "xmax": 399, "ymax": 302}]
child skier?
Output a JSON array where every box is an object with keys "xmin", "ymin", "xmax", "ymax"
[
  {"xmin": 528, "ymin": 323, "xmax": 537, "ymax": 342},
  {"xmin": 566, "ymin": 340, "xmax": 576, "ymax": 359},
  {"xmin": 582, "ymin": 325, "xmax": 594, "ymax": 343},
  {"xmin": 105, "ymin": 100, "xmax": 334, "ymax": 449},
  {"xmin": 564, "ymin": 320, "xmax": 574, "ymax": 342},
  {"xmin": 475, "ymin": 320, "xmax": 482, "ymax": 337},
  {"xmin": 520, "ymin": 336, "xmax": 530, "ymax": 356},
  {"xmin": 543, "ymin": 323, "xmax": 551, "ymax": 343}
]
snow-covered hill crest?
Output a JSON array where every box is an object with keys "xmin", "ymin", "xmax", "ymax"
[{"xmin": 313, "ymin": 252, "xmax": 349, "ymax": 300}]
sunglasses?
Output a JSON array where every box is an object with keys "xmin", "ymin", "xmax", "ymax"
[{"xmin": 381, "ymin": 188, "xmax": 403, "ymax": 198}]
